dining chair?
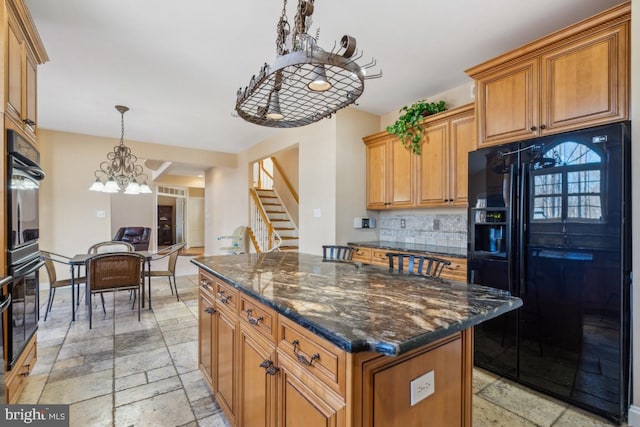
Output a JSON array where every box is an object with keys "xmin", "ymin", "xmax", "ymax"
[
  {"xmin": 386, "ymin": 252, "xmax": 451, "ymax": 279},
  {"xmin": 88, "ymin": 240, "xmax": 135, "ymax": 254},
  {"xmin": 87, "ymin": 240, "xmax": 135, "ymax": 310},
  {"xmin": 145, "ymin": 242, "xmax": 186, "ymax": 301},
  {"xmin": 85, "ymin": 252, "xmax": 144, "ymax": 329},
  {"xmin": 322, "ymin": 245, "xmax": 355, "ymax": 262},
  {"xmin": 40, "ymin": 250, "xmax": 87, "ymax": 321}
]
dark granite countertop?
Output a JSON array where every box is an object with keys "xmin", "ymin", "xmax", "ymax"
[
  {"xmin": 348, "ymin": 240, "xmax": 467, "ymax": 258},
  {"xmin": 192, "ymin": 252, "xmax": 520, "ymax": 357}
]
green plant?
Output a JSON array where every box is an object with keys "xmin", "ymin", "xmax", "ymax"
[{"xmin": 386, "ymin": 100, "xmax": 447, "ymax": 154}]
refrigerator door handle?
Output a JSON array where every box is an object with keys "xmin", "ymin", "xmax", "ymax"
[
  {"xmin": 518, "ymin": 161, "xmax": 527, "ymax": 295},
  {"xmin": 507, "ymin": 163, "xmax": 517, "ymax": 294}
]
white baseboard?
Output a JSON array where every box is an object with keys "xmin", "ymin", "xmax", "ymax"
[{"xmin": 628, "ymin": 405, "xmax": 640, "ymax": 426}]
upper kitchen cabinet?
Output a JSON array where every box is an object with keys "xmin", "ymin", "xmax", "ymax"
[
  {"xmin": 417, "ymin": 104, "xmax": 475, "ymax": 208},
  {"xmin": 363, "ymin": 104, "xmax": 474, "ymax": 210},
  {"xmin": 467, "ymin": 2, "xmax": 629, "ymax": 148},
  {"xmin": 3, "ymin": 0, "xmax": 49, "ymax": 141},
  {"xmin": 363, "ymin": 133, "xmax": 415, "ymax": 210}
]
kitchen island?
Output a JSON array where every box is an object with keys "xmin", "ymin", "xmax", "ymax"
[{"xmin": 192, "ymin": 252, "xmax": 521, "ymax": 427}]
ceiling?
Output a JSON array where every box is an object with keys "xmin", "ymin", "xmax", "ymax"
[{"xmin": 26, "ymin": 0, "xmax": 624, "ymax": 156}]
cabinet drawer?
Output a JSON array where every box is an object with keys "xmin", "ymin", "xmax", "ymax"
[
  {"xmin": 199, "ymin": 270, "xmax": 217, "ymax": 295},
  {"xmin": 351, "ymin": 246, "xmax": 372, "ymax": 264},
  {"xmin": 277, "ymin": 316, "xmax": 346, "ymax": 397},
  {"xmin": 216, "ymin": 280, "xmax": 239, "ymax": 314},
  {"xmin": 371, "ymin": 249, "xmax": 389, "ymax": 266},
  {"xmin": 239, "ymin": 294, "xmax": 276, "ymax": 343}
]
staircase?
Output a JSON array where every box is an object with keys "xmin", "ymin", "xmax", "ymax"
[{"xmin": 254, "ymin": 189, "xmax": 298, "ymax": 251}]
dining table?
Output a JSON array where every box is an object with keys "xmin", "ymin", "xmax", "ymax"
[{"xmin": 68, "ymin": 251, "xmax": 153, "ymax": 321}]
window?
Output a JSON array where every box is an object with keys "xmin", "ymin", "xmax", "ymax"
[{"xmin": 531, "ymin": 141, "xmax": 603, "ymax": 222}]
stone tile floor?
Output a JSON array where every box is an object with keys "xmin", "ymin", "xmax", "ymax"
[{"xmin": 19, "ymin": 269, "xmax": 624, "ymax": 426}]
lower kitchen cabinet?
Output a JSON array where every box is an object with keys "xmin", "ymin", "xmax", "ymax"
[
  {"xmin": 238, "ymin": 323, "xmax": 277, "ymax": 427},
  {"xmin": 5, "ymin": 333, "xmax": 37, "ymax": 404},
  {"xmin": 276, "ymin": 355, "xmax": 346, "ymax": 427},
  {"xmin": 198, "ymin": 289, "xmax": 215, "ymax": 388},
  {"xmin": 216, "ymin": 308, "xmax": 237, "ymax": 423}
]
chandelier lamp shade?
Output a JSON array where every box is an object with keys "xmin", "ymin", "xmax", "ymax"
[
  {"xmin": 235, "ymin": 0, "xmax": 381, "ymax": 128},
  {"xmin": 88, "ymin": 105, "xmax": 152, "ymax": 195}
]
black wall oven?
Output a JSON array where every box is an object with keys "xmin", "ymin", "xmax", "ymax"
[
  {"xmin": 1, "ymin": 276, "xmax": 13, "ymax": 403},
  {"xmin": 7, "ymin": 130, "xmax": 45, "ymax": 369}
]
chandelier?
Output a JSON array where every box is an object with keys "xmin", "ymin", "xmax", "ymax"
[
  {"xmin": 235, "ymin": 0, "xmax": 381, "ymax": 128},
  {"xmin": 88, "ymin": 105, "xmax": 152, "ymax": 195}
]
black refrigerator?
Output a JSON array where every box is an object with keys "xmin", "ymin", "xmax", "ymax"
[{"xmin": 467, "ymin": 121, "xmax": 631, "ymax": 422}]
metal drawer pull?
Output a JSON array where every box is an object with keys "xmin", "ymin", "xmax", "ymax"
[
  {"xmin": 246, "ymin": 309, "xmax": 263, "ymax": 325},
  {"xmin": 200, "ymin": 280, "xmax": 210, "ymax": 287},
  {"xmin": 259, "ymin": 359, "xmax": 280, "ymax": 376},
  {"xmin": 291, "ymin": 340, "xmax": 320, "ymax": 366},
  {"xmin": 217, "ymin": 291, "xmax": 230, "ymax": 304},
  {"xmin": 204, "ymin": 307, "xmax": 217, "ymax": 315}
]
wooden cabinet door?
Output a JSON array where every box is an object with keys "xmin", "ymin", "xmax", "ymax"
[
  {"xmin": 449, "ymin": 111, "xmax": 475, "ymax": 207},
  {"xmin": 239, "ymin": 324, "xmax": 277, "ymax": 427},
  {"xmin": 388, "ymin": 137, "xmax": 415, "ymax": 208},
  {"xmin": 365, "ymin": 139, "xmax": 387, "ymax": 209},
  {"xmin": 417, "ymin": 121, "xmax": 448, "ymax": 207},
  {"xmin": 198, "ymin": 291, "xmax": 216, "ymax": 389},
  {"xmin": 216, "ymin": 309, "xmax": 237, "ymax": 424},
  {"xmin": 7, "ymin": 16, "xmax": 23, "ymax": 120},
  {"xmin": 477, "ymin": 58, "xmax": 539, "ymax": 147},
  {"xmin": 540, "ymin": 23, "xmax": 628, "ymax": 135},
  {"xmin": 277, "ymin": 356, "xmax": 345, "ymax": 427},
  {"xmin": 25, "ymin": 47, "xmax": 38, "ymax": 134}
]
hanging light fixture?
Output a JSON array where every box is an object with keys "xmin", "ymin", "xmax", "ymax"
[
  {"xmin": 235, "ymin": 0, "xmax": 381, "ymax": 128},
  {"xmin": 88, "ymin": 105, "xmax": 152, "ymax": 195}
]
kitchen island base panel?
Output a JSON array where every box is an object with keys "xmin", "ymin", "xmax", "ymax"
[{"xmin": 355, "ymin": 330, "xmax": 472, "ymax": 427}]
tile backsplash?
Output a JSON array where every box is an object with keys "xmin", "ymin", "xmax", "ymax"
[{"xmin": 378, "ymin": 210, "xmax": 468, "ymax": 249}]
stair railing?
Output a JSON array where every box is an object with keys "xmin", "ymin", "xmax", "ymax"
[
  {"xmin": 256, "ymin": 160, "xmax": 274, "ymax": 190},
  {"xmin": 249, "ymin": 188, "xmax": 282, "ymax": 253}
]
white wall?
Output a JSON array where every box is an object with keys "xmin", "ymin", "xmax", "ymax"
[
  {"xmin": 335, "ymin": 108, "xmax": 379, "ymax": 245},
  {"xmin": 205, "ymin": 166, "xmax": 247, "ymax": 255},
  {"xmin": 110, "ymin": 191, "xmax": 155, "ymax": 245}
]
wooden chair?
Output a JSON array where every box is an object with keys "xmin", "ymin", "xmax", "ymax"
[
  {"xmin": 40, "ymin": 251, "xmax": 87, "ymax": 321},
  {"xmin": 85, "ymin": 252, "xmax": 144, "ymax": 329},
  {"xmin": 144, "ymin": 242, "xmax": 186, "ymax": 301},
  {"xmin": 88, "ymin": 240, "xmax": 135, "ymax": 254},
  {"xmin": 322, "ymin": 245, "xmax": 355, "ymax": 262},
  {"xmin": 386, "ymin": 252, "xmax": 451, "ymax": 279}
]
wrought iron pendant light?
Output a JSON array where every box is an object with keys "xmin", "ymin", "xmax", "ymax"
[
  {"xmin": 235, "ymin": 0, "xmax": 381, "ymax": 128},
  {"xmin": 89, "ymin": 105, "xmax": 152, "ymax": 195}
]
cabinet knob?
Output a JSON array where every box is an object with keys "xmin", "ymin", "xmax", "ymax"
[
  {"xmin": 291, "ymin": 340, "xmax": 320, "ymax": 366},
  {"xmin": 539, "ymin": 124, "xmax": 547, "ymax": 130},
  {"xmin": 23, "ymin": 118, "xmax": 36, "ymax": 126},
  {"xmin": 246, "ymin": 309, "xmax": 263, "ymax": 325},
  {"xmin": 204, "ymin": 307, "xmax": 217, "ymax": 315},
  {"xmin": 259, "ymin": 359, "xmax": 280, "ymax": 375},
  {"xmin": 530, "ymin": 126, "xmax": 537, "ymax": 131}
]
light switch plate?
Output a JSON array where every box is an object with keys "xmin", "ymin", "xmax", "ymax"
[
  {"xmin": 313, "ymin": 208, "xmax": 322, "ymax": 218},
  {"xmin": 410, "ymin": 370, "xmax": 435, "ymax": 406},
  {"xmin": 96, "ymin": 210, "xmax": 106, "ymax": 218}
]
